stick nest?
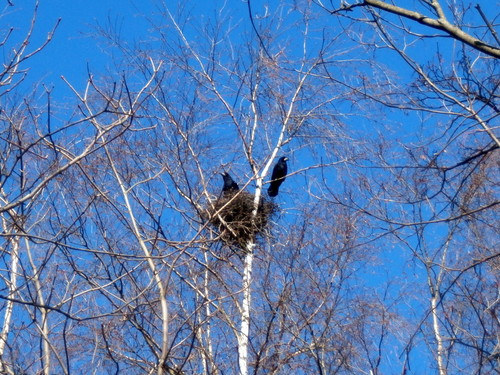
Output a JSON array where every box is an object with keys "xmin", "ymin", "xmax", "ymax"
[{"xmin": 206, "ymin": 191, "xmax": 277, "ymax": 249}]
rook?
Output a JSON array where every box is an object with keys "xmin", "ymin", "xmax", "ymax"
[
  {"xmin": 221, "ymin": 172, "xmax": 239, "ymax": 195},
  {"xmin": 267, "ymin": 157, "xmax": 288, "ymax": 197}
]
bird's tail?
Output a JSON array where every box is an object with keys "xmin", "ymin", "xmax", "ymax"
[{"xmin": 267, "ymin": 186, "xmax": 278, "ymax": 197}]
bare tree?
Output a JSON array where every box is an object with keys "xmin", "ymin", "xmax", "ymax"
[
  {"xmin": 309, "ymin": 0, "xmax": 500, "ymax": 373},
  {"xmin": 0, "ymin": 1, "xmax": 497, "ymax": 374}
]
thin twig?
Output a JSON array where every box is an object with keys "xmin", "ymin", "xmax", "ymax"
[{"xmin": 475, "ymin": 4, "xmax": 500, "ymax": 46}]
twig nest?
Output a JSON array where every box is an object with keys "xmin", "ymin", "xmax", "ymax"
[{"xmin": 206, "ymin": 191, "xmax": 277, "ymax": 249}]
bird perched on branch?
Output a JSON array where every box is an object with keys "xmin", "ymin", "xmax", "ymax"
[
  {"xmin": 267, "ymin": 157, "xmax": 288, "ymax": 197},
  {"xmin": 221, "ymin": 172, "xmax": 239, "ymax": 195}
]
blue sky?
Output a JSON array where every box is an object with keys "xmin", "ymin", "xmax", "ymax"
[
  {"xmin": 6, "ymin": 0, "xmax": 497, "ymax": 113},
  {"xmin": 3, "ymin": 1, "xmax": 254, "ymax": 92},
  {"xmin": 3, "ymin": 1, "xmax": 146, "ymax": 93}
]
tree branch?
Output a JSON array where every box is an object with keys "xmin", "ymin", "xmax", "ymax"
[{"xmin": 358, "ymin": 0, "xmax": 500, "ymax": 58}]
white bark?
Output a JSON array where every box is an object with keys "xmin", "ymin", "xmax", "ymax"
[
  {"xmin": 0, "ymin": 214, "xmax": 17, "ymax": 375},
  {"xmin": 238, "ymin": 249, "xmax": 254, "ymax": 375},
  {"xmin": 427, "ymin": 236, "xmax": 451, "ymax": 375},
  {"xmin": 25, "ymin": 237, "xmax": 52, "ymax": 375},
  {"xmin": 106, "ymin": 147, "xmax": 170, "ymax": 374},
  {"xmin": 430, "ymin": 292, "xmax": 446, "ymax": 375}
]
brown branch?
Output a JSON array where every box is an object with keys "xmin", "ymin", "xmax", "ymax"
[
  {"xmin": 356, "ymin": 0, "xmax": 500, "ymax": 58},
  {"xmin": 475, "ymin": 4, "xmax": 500, "ymax": 47}
]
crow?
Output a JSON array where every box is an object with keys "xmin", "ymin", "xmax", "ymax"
[
  {"xmin": 221, "ymin": 172, "xmax": 239, "ymax": 195},
  {"xmin": 267, "ymin": 157, "xmax": 288, "ymax": 197}
]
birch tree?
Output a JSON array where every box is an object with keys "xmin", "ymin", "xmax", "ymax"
[
  {"xmin": 310, "ymin": 0, "xmax": 500, "ymax": 373},
  {"xmin": 1, "ymin": 0, "xmax": 497, "ymax": 374}
]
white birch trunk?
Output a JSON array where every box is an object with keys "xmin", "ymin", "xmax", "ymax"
[
  {"xmin": 431, "ymin": 292, "xmax": 447, "ymax": 375},
  {"xmin": 0, "ymin": 227, "xmax": 18, "ymax": 375},
  {"xmin": 104, "ymin": 143, "xmax": 169, "ymax": 375},
  {"xmin": 25, "ymin": 238, "xmax": 54, "ymax": 375},
  {"xmin": 238, "ymin": 247, "xmax": 254, "ymax": 375}
]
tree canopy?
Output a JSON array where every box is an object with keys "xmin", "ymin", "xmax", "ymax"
[{"xmin": 0, "ymin": 1, "xmax": 498, "ymax": 374}]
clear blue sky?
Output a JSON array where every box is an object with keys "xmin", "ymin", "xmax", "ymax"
[
  {"xmin": 3, "ymin": 0, "xmax": 254, "ymax": 93},
  {"xmin": 5, "ymin": 0, "xmax": 497, "ymax": 100},
  {"xmin": 4, "ymin": 0, "xmax": 151, "ymax": 94}
]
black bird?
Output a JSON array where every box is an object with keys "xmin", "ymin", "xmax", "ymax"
[
  {"xmin": 267, "ymin": 157, "xmax": 288, "ymax": 197},
  {"xmin": 221, "ymin": 172, "xmax": 239, "ymax": 194}
]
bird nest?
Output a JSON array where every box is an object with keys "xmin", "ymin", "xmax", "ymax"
[{"xmin": 206, "ymin": 191, "xmax": 277, "ymax": 250}]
